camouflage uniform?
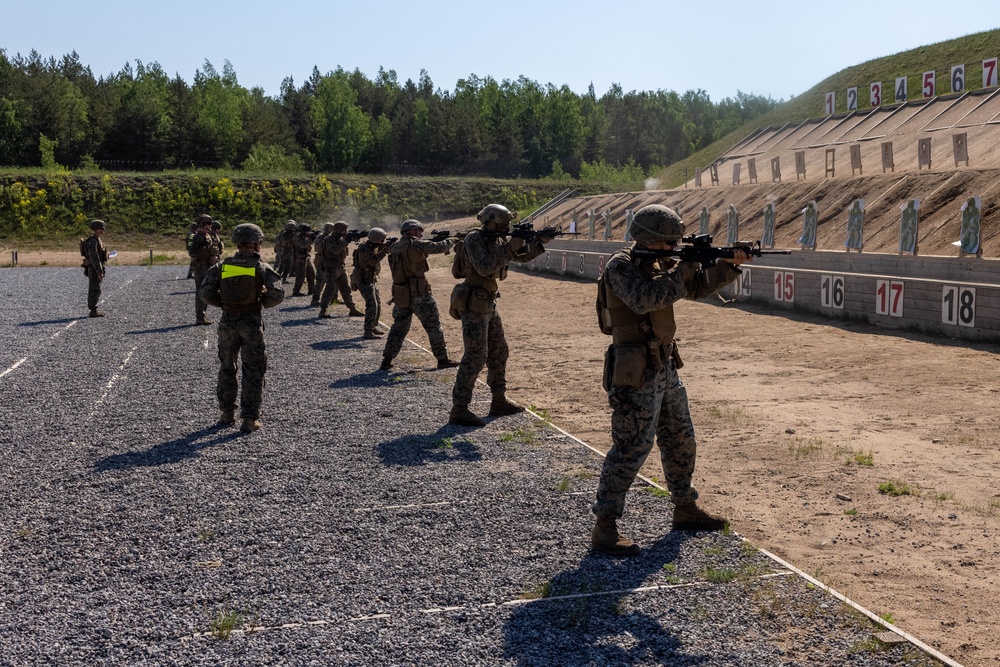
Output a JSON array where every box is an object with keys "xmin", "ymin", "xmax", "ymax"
[
  {"xmin": 274, "ymin": 225, "xmax": 295, "ymax": 279},
  {"xmin": 189, "ymin": 222, "xmax": 221, "ymax": 324},
  {"xmin": 593, "ymin": 245, "xmax": 740, "ymax": 521},
  {"xmin": 450, "ymin": 228, "xmax": 545, "ymax": 408},
  {"xmin": 381, "ymin": 235, "xmax": 455, "ymax": 367},
  {"xmin": 319, "ymin": 231, "xmax": 357, "ymax": 312},
  {"xmin": 353, "ymin": 237, "xmax": 391, "ymax": 334},
  {"xmin": 291, "ymin": 227, "xmax": 316, "ymax": 295},
  {"xmin": 200, "ymin": 248, "xmax": 284, "ymax": 423},
  {"xmin": 311, "ymin": 229, "xmax": 329, "ymax": 306},
  {"xmin": 83, "ymin": 227, "xmax": 107, "ymax": 314}
]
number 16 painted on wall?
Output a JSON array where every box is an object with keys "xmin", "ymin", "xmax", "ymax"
[{"xmin": 875, "ymin": 280, "xmax": 904, "ymax": 317}]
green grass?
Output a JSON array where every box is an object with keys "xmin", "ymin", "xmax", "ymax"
[
  {"xmin": 702, "ymin": 567, "xmax": 738, "ymax": 583},
  {"xmin": 556, "ymin": 476, "xmax": 570, "ymax": 492},
  {"xmin": 500, "ymin": 428, "xmax": 539, "ymax": 445},
  {"xmin": 844, "ymin": 508, "xmax": 858, "ymax": 516},
  {"xmin": 878, "ymin": 480, "xmax": 912, "ymax": 496},
  {"xmin": 521, "ymin": 580, "xmax": 553, "ymax": 600},
  {"xmin": 848, "ymin": 449, "xmax": 875, "ymax": 466},
  {"xmin": 647, "ymin": 487, "xmax": 671, "ymax": 499},
  {"xmin": 209, "ymin": 610, "xmax": 243, "ymax": 639}
]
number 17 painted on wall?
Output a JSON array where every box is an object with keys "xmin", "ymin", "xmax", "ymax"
[{"xmin": 875, "ymin": 280, "xmax": 904, "ymax": 317}]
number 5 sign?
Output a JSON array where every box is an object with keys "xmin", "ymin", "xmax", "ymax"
[
  {"xmin": 773, "ymin": 271, "xmax": 795, "ymax": 303},
  {"xmin": 875, "ymin": 280, "xmax": 904, "ymax": 317}
]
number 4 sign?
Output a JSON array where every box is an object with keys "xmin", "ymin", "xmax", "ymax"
[{"xmin": 875, "ymin": 280, "xmax": 904, "ymax": 317}]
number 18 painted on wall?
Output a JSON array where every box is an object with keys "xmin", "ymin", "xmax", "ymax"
[{"xmin": 875, "ymin": 280, "xmax": 904, "ymax": 317}]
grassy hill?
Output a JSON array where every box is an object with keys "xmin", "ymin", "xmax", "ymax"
[{"xmin": 660, "ymin": 27, "xmax": 1000, "ymax": 187}]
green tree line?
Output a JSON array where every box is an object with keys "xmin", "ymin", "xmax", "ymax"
[{"xmin": 0, "ymin": 49, "xmax": 779, "ymax": 178}]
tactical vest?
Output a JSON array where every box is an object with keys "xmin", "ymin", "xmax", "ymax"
[
  {"xmin": 600, "ymin": 249, "xmax": 677, "ymax": 346},
  {"xmin": 322, "ymin": 234, "xmax": 348, "ymax": 266},
  {"xmin": 387, "ymin": 237, "xmax": 428, "ymax": 283},
  {"xmin": 313, "ymin": 233, "xmax": 328, "ymax": 262},
  {"xmin": 461, "ymin": 229, "xmax": 507, "ymax": 293},
  {"xmin": 219, "ymin": 255, "xmax": 263, "ymax": 312},
  {"xmin": 353, "ymin": 242, "xmax": 380, "ymax": 283}
]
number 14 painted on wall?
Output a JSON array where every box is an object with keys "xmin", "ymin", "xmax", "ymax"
[{"xmin": 875, "ymin": 280, "xmax": 904, "ymax": 317}]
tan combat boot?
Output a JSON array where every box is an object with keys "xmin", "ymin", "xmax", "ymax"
[
  {"xmin": 489, "ymin": 393, "xmax": 524, "ymax": 416},
  {"xmin": 591, "ymin": 517, "xmax": 640, "ymax": 557},
  {"xmin": 449, "ymin": 405, "xmax": 485, "ymax": 427},
  {"xmin": 363, "ymin": 329, "xmax": 381, "ymax": 340},
  {"xmin": 219, "ymin": 409, "xmax": 236, "ymax": 425},
  {"xmin": 671, "ymin": 502, "xmax": 727, "ymax": 532},
  {"xmin": 240, "ymin": 417, "xmax": 262, "ymax": 433}
]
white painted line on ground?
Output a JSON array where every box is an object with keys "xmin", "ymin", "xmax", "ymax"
[
  {"xmin": 91, "ymin": 345, "xmax": 138, "ymax": 415},
  {"xmin": 0, "ymin": 358, "xmax": 27, "ymax": 380}
]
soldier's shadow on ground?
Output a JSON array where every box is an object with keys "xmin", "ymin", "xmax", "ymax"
[
  {"xmin": 311, "ymin": 338, "xmax": 366, "ymax": 351},
  {"xmin": 92, "ymin": 424, "xmax": 241, "ymax": 471},
  {"xmin": 503, "ymin": 533, "xmax": 711, "ymax": 665},
  {"xmin": 377, "ymin": 426, "xmax": 481, "ymax": 466},
  {"xmin": 18, "ymin": 317, "xmax": 78, "ymax": 327},
  {"xmin": 168, "ymin": 290, "xmax": 195, "ymax": 296},
  {"xmin": 280, "ymin": 315, "xmax": 326, "ymax": 327},
  {"xmin": 126, "ymin": 323, "xmax": 203, "ymax": 335},
  {"xmin": 328, "ymin": 369, "xmax": 426, "ymax": 389}
]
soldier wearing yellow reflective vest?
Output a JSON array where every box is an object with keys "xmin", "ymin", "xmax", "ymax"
[{"xmin": 200, "ymin": 223, "xmax": 285, "ymax": 433}]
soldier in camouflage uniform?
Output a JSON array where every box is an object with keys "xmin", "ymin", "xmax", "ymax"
[
  {"xmin": 379, "ymin": 219, "xmax": 459, "ymax": 371},
  {"xmin": 310, "ymin": 222, "xmax": 332, "ymax": 307},
  {"xmin": 591, "ymin": 204, "xmax": 751, "ymax": 557},
  {"xmin": 448, "ymin": 204, "xmax": 549, "ymax": 426},
  {"xmin": 82, "ymin": 219, "xmax": 108, "ymax": 317},
  {"xmin": 201, "ymin": 223, "xmax": 285, "ymax": 433},
  {"xmin": 318, "ymin": 221, "xmax": 363, "ymax": 318},
  {"xmin": 274, "ymin": 220, "xmax": 296, "ymax": 281},
  {"xmin": 185, "ymin": 223, "xmax": 197, "ymax": 279},
  {"xmin": 188, "ymin": 214, "xmax": 220, "ymax": 325},
  {"xmin": 210, "ymin": 219, "xmax": 225, "ymax": 258},
  {"xmin": 352, "ymin": 227, "xmax": 392, "ymax": 338},
  {"xmin": 290, "ymin": 222, "xmax": 317, "ymax": 296}
]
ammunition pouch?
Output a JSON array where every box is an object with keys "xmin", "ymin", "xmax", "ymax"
[
  {"xmin": 349, "ymin": 266, "xmax": 362, "ymax": 291},
  {"xmin": 391, "ymin": 282, "xmax": 411, "ymax": 309},
  {"xmin": 610, "ymin": 344, "xmax": 647, "ymax": 389},
  {"xmin": 466, "ymin": 285, "xmax": 495, "ymax": 314},
  {"xmin": 449, "ymin": 283, "xmax": 469, "ymax": 320}
]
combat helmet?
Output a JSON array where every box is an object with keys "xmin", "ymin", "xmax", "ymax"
[
  {"xmin": 89, "ymin": 219, "xmax": 106, "ymax": 231},
  {"xmin": 477, "ymin": 204, "xmax": 513, "ymax": 232},
  {"xmin": 631, "ymin": 205, "xmax": 685, "ymax": 243},
  {"xmin": 284, "ymin": 220, "xmax": 297, "ymax": 231},
  {"xmin": 368, "ymin": 227, "xmax": 387, "ymax": 244},
  {"xmin": 297, "ymin": 222, "xmax": 312, "ymax": 232},
  {"xmin": 232, "ymin": 223, "xmax": 264, "ymax": 244},
  {"xmin": 323, "ymin": 222, "xmax": 337, "ymax": 233},
  {"xmin": 400, "ymin": 219, "xmax": 424, "ymax": 234},
  {"xmin": 196, "ymin": 213, "xmax": 213, "ymax": 226},
  {"xmin": 333, "ymin": 221, "xmax": 349, "ymax": 233}
]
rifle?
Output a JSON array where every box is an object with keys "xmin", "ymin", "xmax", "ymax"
[
  {"xmin": 384, "ymin": 237, "xmax": 399, "ymax": 246},
  {"xmin": 429, "ymin": 230, "xmax": 466, "ymax": 242},
  {"xmin": 485, "ymin": 221, "xmax": 580, "ymax": 243},
  {"xmin": 345, "ymin": 229, "xmax": 369, "ymax": 243},
  {"xmin": 632, "ymin": 234, "xmax": 791, "ymax": 265}
]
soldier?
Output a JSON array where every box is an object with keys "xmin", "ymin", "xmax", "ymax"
[
  {"xmin": 591, "ymin": 204, "xmax": 751, "ymax": 557},
  {"xmin": 185, "ymin": 223, "xmax": 197, "ymax": 279},
  {"xmin": 274, "ymin": 220, "xmax": 296, "ymax": 281},
  {"xmin": 290, "ymin": 222, "xmax": 317, "ymax": 296},
  {"xmin": 311, "ymin": 222, "xmax": 332, "ymax": 307},
  {"xmin": 351, "ymin": 227, "xmax": 392, "ymax": 338},
  {"xmin": 188, "ymin": 213, "xmax": 216, "ymax": 325},
  {"xmin": 379, "ymin": 219, "xmax": 459, "ymax": 371},
  {"xmin": 210, "ymin": 220, "xmax": 226, "ymax": 260},
  {"xmin": 318, "ymin": 221, "xmax": 363, "ymax": 318},
  {"xmin": 82, "ymin": 219, "xmax": 108, "ymax": 317},
  {"xmin": 448, "ymin": 204, "xmax": 548, "ymax": 426},
  {"xmin": 200, "ymin": 223, "xmax": 285, "ymax": 433}
]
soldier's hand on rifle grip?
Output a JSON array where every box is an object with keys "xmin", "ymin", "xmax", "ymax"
[
  {"xmin": 723, "ymin": 249, "xmax": 752, "ymax": 266},
  {"xmin": 675, "ymin": 261, "xmax": 700, "ymax": 283},
  {"xmin": 508, "ymin": 236, "xmax": 526, "ymax": 253}
]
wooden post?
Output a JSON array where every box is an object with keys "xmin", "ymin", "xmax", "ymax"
[
  {"xmin": 918, "ymin": 138, "xmax": 932, "ymax": 170},
  {"xmin": 795, "ymin": 151, "xmax": 807, "ymax": 180},
  {"xmin": 732, "ymin": 163, "xmax": 741, "ymax": 185},
  {"xmin": 881, "ymin": 142, "xmax": 894, "ymax": 173},
  {"xmin": 747, "ymin": 157, "xmax": 758, "ymax": 184},
  {"xmin": 771, "ymin": 156, "xmax": 781, "ymax": 182},
  {"xmin": 825, "ymin": 148, "xmax": 836, "ymax": 178},
  {"xmin": 709, "ymin": 163, "xmax": 720, "ymax": 186},
  {"xmin": 953, "ymin": 133, "xmax": 969, "ymax": 167},
  {"xmin": 850, "ymin": 144, "xmax": 862, "ymax": 176}
]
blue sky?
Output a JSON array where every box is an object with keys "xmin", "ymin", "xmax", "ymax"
[{"xmin": 2, "ymin": 0, "xmax": 997, "ymax": 102}]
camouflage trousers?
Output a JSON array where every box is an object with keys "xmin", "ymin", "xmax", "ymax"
[
  {"xmin": 382, "ymin": 294, "xmax": 448, "ymax": 362},
  {"xmin": 593, "ymin": 356, "xmax": 699, "ymax": 520},
  {"xmin": 292, "ymin": 257, "xmax": 316, "ymax": 294},
  {"xmin": 359, "ymin": 282, "xmax": 381, "ymax": 332},
  {"xmin": 313, "ymin": 261, "xmax": 327, "ymax": 300},
  {"xmin": 451, "ymin": 307, "xmax": 508, "ymax": 407},
  {"xmin": 320, "ymin": 265, "xmax": 355, "ymax": 308},
  {"xmin": 86, "ymin": 268, "xmax": 102, "ymax": 310},
  {"xmin": 216, "ymin": 312, "xmax": 267, "ymax": 420},
  {"xmin": 193, "ymin": 261, "xmax": 211, "ymax": 321}
]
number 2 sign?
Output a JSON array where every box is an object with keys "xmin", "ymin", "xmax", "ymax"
[{"xmin": 875, "ymin": 280, "xmax": 904, "ymax": 317}]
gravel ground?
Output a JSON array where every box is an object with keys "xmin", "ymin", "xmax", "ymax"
[{"xmin": 0, "ymin": 266, "xmax": 946, "ymax": 666}]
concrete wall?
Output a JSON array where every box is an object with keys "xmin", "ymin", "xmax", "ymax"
[{"xmin": 512, "ymin": 238, "xmax": 1000, "ymax": 342}]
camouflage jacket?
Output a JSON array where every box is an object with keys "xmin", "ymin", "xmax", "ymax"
[
  {"xmin": 188, "ymin": 231, "xmax": 215, "ymax": 264},
  {"xmin": 320, "ymin": 233, "xmax": 351, "ymax": 267},
  {"xmin": 387, "ymin": 236, "xmax": 452, "ymax": 282},
  {"xmin": 84, "ymin": 234, "xmax": 106, "ymax": 274},
  {"xmin": 292, "ymin": 232, "xmax": 313, "ymax": 259},
  {"xmin": 460, "ymin": 228, "xmax": 545, "ymax": 292},
  {"xmin": 353, "ymin": 239, "xmax": 390, "ymax": 284},
  {"xmin": 201, "ymin": 251, "xmax": 285, "ymax": 314}
]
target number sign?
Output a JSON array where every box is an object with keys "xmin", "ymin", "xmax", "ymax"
[
  {"xmin": 597, "ymin": 255, "xmax": 607, "ymax": 277},
  {"xmin": 875, "ymin": 280, "xmax": 904, "ymax": 317},
  {"xmin": 942, "ymin": 286, "xmax": 976, "ymax": 327},
  {"xmin": 773, "ymin": 271, "xmax": 795, "ymax": 303},
  {"xmin": 895, "ymin": 76, "xmax": 908, "ymax": 102},
  {"xmin": 820, "ymin": 275, "xmax": 845, "ymax": 309},
  {"xmin": 824, "ymin": 92, "xmax": 835, "ymax": 115},
  {"xmin": 984, "ymin": 58, "xmax": 998, "ymax": 88},
  {"xmin": 847, "ymin": 87, "xmax": 858, "ymax": 111},
  {"xmin": 733, "ymin": 269, "xmax": 751, "ymax": 297},
  {"xmin": 870, "ymin": 82, "xmax": 881, "ymax": 107},
  {"xmin": 560, "ymin": 254, "xmax": 567, "ymax": 273},
  {"xmin": 951, "ymin": 65, "xmax": 965, "ymax": 93},
  {"xmin": 922, "ymin": 71, "xmax": 936, "ymax": 98}
]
